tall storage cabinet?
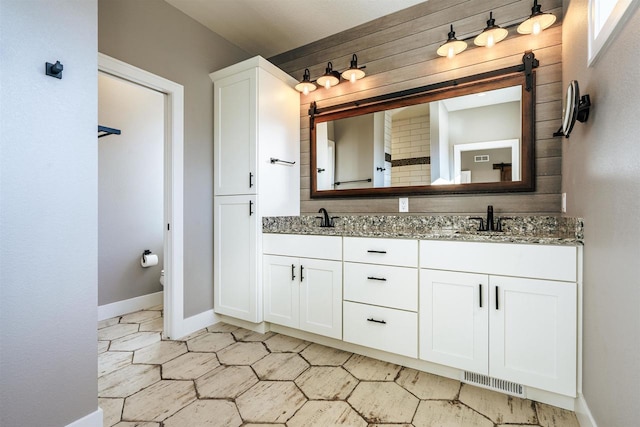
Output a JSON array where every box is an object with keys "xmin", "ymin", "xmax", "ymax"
[{"xmin": 210, "ymin": 56, "xmax": 300, "ymax": 323}]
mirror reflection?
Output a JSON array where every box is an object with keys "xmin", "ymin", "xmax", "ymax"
[{"xmin": 315, "ymin": 85, "xmax": 522, "ymax": 192}]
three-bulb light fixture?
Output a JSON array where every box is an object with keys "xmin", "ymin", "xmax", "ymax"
[
  {"xmin": 295, "ymin": 53, "xmax": 366, "ymax": 95},
  {"xmin": 436, "ymin": 0, "xmax": 556, "ymax": 59}
]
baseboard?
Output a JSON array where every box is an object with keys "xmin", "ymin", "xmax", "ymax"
[
  {"xmin": 98, "ymin": 291, "xmax": 163, "ymax": 321},
  {"xmin": 575, "ymin": 393, "xmax": 598, "ymax": 427},
  {"xmin": 168, "ymin": 309, "xmax": 218, "ymax": 340},
  {"xmin": 216, "ymin": 314, "xmax": 270, "ymax": 334},
  {"xmin": 66, "ymin": 407, "xmax": 103, "ymax": 427}
]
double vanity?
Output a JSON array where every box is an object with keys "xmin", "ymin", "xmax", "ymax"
[{"xmin": 226, "ymin": 214, "xmax": 584, "ymax": 410}]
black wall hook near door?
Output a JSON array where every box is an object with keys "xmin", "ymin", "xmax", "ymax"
[
  {"xmin": 98, "ymin": 125, "xmax": 121, "ymax": 138},
  {"xmin": 46, "ymin": 61, "xmax": 63, "ymax": 79}
]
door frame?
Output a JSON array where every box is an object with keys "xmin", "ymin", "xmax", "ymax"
[{"xmin": 98, "ymin": 53, "xmax": 184, "ymax": 339}]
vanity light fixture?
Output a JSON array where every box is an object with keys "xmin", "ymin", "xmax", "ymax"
[
  {"xmin": 341, "ymin": 54, "xmax": 367, "ymax": 83},
  {"xmin": 474, "ymin": 12, "xmax": 509, "ymax": 47},
  {"xmin": 295, "ymin": 55, "xmax": 367, "ymax": 94},
  {"xmin": 316, "ymin": 62, "xmax": 341, "ymax": 89},
  {"xmin": 295, "ymin": 69, "xmax": 317, "ymax": 96},
  {"xmin": 436, "ymin": 25, "xmax": 468, "ymax": 58},
  {"xmin": 517, "ymin": 0, "xmax": 556, "ymax": 35}
]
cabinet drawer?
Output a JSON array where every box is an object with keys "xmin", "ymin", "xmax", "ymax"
[
  {"xmin": 263, "ymin": 233, "xmax": 342, "ymax": 260},
  {"xmin": 343, "ymin": 301, "xmax": 417, "ymax": 358},
  {"xmin": 420, "ymin": 240, "xmax": 577, "ymax": 282},
  {"xmin": 344, "ymin": 263, "xmax": 417, "ymax": 311},
  {"xmin": 344, "ymin": 237, "xmax": 418, "ymax": 267}
]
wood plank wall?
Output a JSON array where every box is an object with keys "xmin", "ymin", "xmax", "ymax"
[{"xmin": 269, "ymin": 0, "xmax": 563, "ymax": 215}]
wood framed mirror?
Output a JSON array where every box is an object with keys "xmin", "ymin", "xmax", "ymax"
[{"xmin": 310, "ymin": 52, "xmax": 538, "ymax": 198}]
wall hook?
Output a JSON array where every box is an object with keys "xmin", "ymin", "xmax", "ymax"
[{"xmin": 46, "ymin": 61, "xmax": 64, "ymax": 79}]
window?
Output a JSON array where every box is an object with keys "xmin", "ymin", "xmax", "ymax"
[{"xmin": 589, "ymin": 0, "xmax": 640, "ymax": 65}]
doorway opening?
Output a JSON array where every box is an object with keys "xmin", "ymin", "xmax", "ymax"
[{"xmin": 98, "ymin": 53, "xmax": 184, "ymax": 339}]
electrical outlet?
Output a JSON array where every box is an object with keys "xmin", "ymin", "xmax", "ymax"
[
  {"xmin": 562, "ymin": 193, "xmax": 567, "ymax": 213},
  {"xmin": 399, "ymin": 197, "xmax": 409, "ymax": 213}
]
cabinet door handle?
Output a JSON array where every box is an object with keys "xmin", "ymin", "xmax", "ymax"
[
  {"xmin": 367, "ymin": 318, "xmax": 387, "ymax": 324},
  {"xmin": 367, "ymin": 250, "xmax": 387, "ymax": 254},
  {"xmin": 300, "ymin": 265, "xmax": 304, "ymax": 282},
  {"xmin": 367, "ymin": 276, "xmax": 387, "ymax": 281},
  {"xmin": 249, "ymin": 172, "xmax": 254, "ymax": 188},
  {"xmin": 495, "ymin": 286, "xmax": 499, "ymax": 310},
  {"xmin": 479, "ymin": 284, "xmax": 483, "ymax": 308},
  {"xmin": 249, "ymin": 200, "xmax": 253, "ymax": 216},
  {"xmin": 291, "ymin": 264, "xmax": 296, "ymax": 281}
]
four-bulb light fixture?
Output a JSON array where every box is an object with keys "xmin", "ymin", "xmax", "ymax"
[
  {"xmin": 436, "ymin": 0, "xmax": 556, "ymax": 59},
  {"xmin": 295, "ymin": 53, "xmax": 366, "ymax": 95}
]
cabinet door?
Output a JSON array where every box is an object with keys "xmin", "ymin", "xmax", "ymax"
[
  {"xmin": 213, "ymin": 68, "xmax": 257, "ymax": 196},
  {"xmin": 213, "ymin": 195, "xmax": 259, "ymax": 322},
  {"xmin": 299, "ymin": 258, "xmax": 342, "ymax": 339},
  {"xmin": 263, "ymin": 255, "xmax": 299, "ymax": 329},
  {"xmin": 489, "ymin": 276, "xmax": 577, "ymax": 396},
  {"xmin": 420, "ymin": 269, "xmax": 489, "ymax": 374}
]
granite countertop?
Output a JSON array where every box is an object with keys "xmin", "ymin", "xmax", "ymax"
[{"xmin": 263, "ymin": 215, "xmax": 584, "ymax": 246}]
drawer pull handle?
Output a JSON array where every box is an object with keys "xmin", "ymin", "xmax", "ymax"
[
  {"xmin": 367, "ymin": 318, "xmax": 387, "ymax": 324},
  {"xmin": 367, "ymin": 276, "xmax": 387, "ymax": 281},
  {"xmin": 367, "ymin": 250, "xmax": 387, "ymax": 254}
]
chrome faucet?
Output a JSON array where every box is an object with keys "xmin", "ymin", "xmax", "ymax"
[{"xmin": 317, "ymin": 208, "xmax": 337, "ymax": 227}]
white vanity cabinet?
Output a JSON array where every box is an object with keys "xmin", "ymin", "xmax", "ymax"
[
  {"xmin": 343, "ymin": 237, "xmax": 419, "ymax": 358},
  {"xmin": 210, "ymin": 57, "xmax": 299, "ymax": 323},
  {"xmin": 419, "ymin": 240, "xmax": 578, "ymax": 397},
  {"xmin": 263, "ymin": 234, "xmax": 343, "ymax": 339}
]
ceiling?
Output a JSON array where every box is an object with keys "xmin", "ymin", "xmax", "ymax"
[{"xmin": 164, "ymin": 0, "xmax": 427, "ymax": 58}]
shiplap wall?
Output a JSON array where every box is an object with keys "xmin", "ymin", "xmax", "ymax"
[{"xmin": 270, "ymin": 0, "xmax": 563, "ymax": 215}]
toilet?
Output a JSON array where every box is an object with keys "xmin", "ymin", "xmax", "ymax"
[{"xmin": 160, "ymin": 269, "xmax": 164, "ymax": 287}]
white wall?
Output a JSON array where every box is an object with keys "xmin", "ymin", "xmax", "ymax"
[
  {"xmin": 562, "ymin": 1, "xmax": 640, "ymax": 425},
  {"xmin": 334, "ymin": 114, "xmax": 374, "ymax": 189},
  {"xmin": 98, "ymin": 73, "xmax": 164, "ymax": 305},
  {"xmin": 0, "ymin": 0, "xmax": 99, "ymax": 426}
]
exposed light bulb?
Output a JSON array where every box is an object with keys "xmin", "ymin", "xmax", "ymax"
[
  {"xmin": 532, "ymin": 21, "xmax": 541, "ymax": 35},
  {"xmin": 324, "ymin": 80, "xmax": 331, "ymax": 89},
  {"xmin": 486, "ymin": 34, "xmax": 495, "ymax": 48},
  {"xmin": 350, "ymin": 72, "xmax": 356, "ymax": 83},
  {"xmin": 447, "ymin": 46, "xmax": 455, "ymax": 59},
  {"xmin": 303, "ymin": 86, "xmax": 309, "ymax": 96}
]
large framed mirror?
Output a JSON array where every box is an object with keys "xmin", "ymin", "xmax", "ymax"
[{"xmin": 310, "ymin": 55, "xmax": 537, "ymax": 198}]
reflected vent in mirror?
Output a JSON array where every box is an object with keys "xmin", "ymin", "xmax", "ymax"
[{"xmin": 474, "ymin": 155, "xmax": 490, "ymax": 163}]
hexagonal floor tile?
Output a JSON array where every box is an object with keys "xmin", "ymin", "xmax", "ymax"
[
  {"xmin": 343, "ymin": 354, "xmax": 401, "ymax": 381},
  {"xmin": 207, "ymin": 322, "xmax": 239, "ymax": 333},
  {"xmin": 252, "ymin": 353, "xmax": 309, "ymax": 380},
  {"xmin": 232, "ymin": 328, "xmax": 275, "ymax": 342},
  {"xmin": 295, "ymin": 366, "xmax": 358, "ymax": 400},
  {"xmin": 186, "ymin": 332, "xmax": 235, "ymax": 352},
  {"xmin": 163, "ymin": 400, "xmax": 242, "ymax": 427},
  {"xmin": 99, "ymin": 397, "xmax": 123, "ymax": 427},
  {"xmin": 99, "ymin": 364, "xmax": 160, "ymax": 398},
  {"xmin": 536, "ymin": 402, "xmax": 580, "ymax": 427},
  {"xmin": 132, "ymin": 340, "xmax": 186, "ymax": 365},
  {"xmin": 99, "ymin": 351, "xmax": 133, "ymax": 377},
  {"xmin": 162, "ymin": 352, "xmax": 219, "ymax": 380},
  {"xmin": 216, "ymin": 342, "xmax": 268, "ymax": 365},
  {"xmin": 287, "ymin": 401, "xmax": 367, "ymax": 427},
  {"xmin": 122, "ymin": 380, "xmax": 196, "ymax": 422},
  {"xmin": 98, "ymin": 323, "xmax": 139, "ymax": 341},
  {"xmin": 413, "ymin": 401, "xmax": 493, "ymax": 427},
  {"xmin": 139, "ymin": 317, "xmax": 163, "ymax": 332},
  {"xmin": 113, "ymin": 422, "xmax": 159, "ymax": 427},
  {"xmin": 109, "ymin": 332, "xmax": 161, "ymax": 352},
  {"xmin": 264, "ymin": 334, "xmax": 309, "ymax": 353},
  {"xmin": 177, "ymin": 328, "xmax": 208, "ymax": 342},
  {"xmin": 459, "ymin": 384, "xmax": 537, "ymax": 424},
  {"xmin": 195, "ymin": 365, "xmax": 258, "ymax": 399},
  {"xmin": 236, "ymin": 381, "xmax": 307, "ymax": 423},
  {"xmin": 98, "ymin": 317, "xmax": 120, "ymax": 330},
  {"xmin": 348, "ymin": 382, "xmax": 419, "ymax": 423},
  {"xmin": 120, "ymin": 310, "xmax": 161, "ymax": 324},
  {"xmin": 242, "ymin": 424, "xmax": 284, "ymax": 427},
  {"xmin": 99, "ymin": 340, "xmax": 110, "ymax": 354},
  {"xmin": 300, "ymin": 343, "xmax": 352, "ymax": 366},
  {"xmin": 395, "ymin": 368, "xmax": 460, "ymax": 400}
]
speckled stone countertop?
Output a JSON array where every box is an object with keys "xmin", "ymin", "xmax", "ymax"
[{"xmin": 263, "ymin": 215, "xmax": 584, "ymax": 245}]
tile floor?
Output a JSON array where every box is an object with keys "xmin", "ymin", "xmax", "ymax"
[{"xmin": 98, "ymin": 306, "xmax": 580, "ymax": 427}]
